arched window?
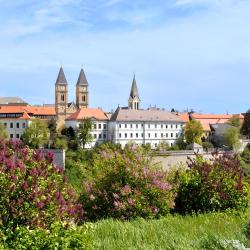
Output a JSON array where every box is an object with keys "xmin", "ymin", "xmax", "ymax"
[
  {"xmin": 82, "ymin": 95, "xmax": 86, "ymax": 102},
  {"xmin": 61, "ymin": 94, "xmax": 64, "ymax": 102}
]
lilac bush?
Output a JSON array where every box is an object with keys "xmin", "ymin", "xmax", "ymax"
[
  {"xmin": 0, "ymin": 139, "xmax": 83, "ymax": 229},
  {"xmin": 80, "ymin": 144, "xmax": 176, "ymax": 220}
]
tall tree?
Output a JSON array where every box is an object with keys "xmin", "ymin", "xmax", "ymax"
[
  {"xmin": 227, "ymin": 117, "xmax": 242, "ymax": 128},
  {"xmin": 224, "ymin": 126, "xmax": 241, "ymax": 151},
  {"xmin": 0, "ymin": 124, "xmax": 8, "ymax": 139},
  {"xmin": 184, "ymin": 120, "xmax": 203, "ymax": 145},
  {"xmin": 77, "ymin": 118, "xmax": 93, "ymax": 148},
  {"xmin": 22, "ymin": 119, "xmax": 49, "ymax": 148},
  {"xmin": 241, "ymin": 110, "xmax": 250, "ymax": 137}
]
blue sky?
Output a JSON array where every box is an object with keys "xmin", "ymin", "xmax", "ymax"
[{"xmin": 0, "ymin": 0, "xmax": 250, "ymax": 113}]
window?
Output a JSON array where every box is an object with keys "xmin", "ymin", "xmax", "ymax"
[
  {"xmin": 125, "ymin": 124, "xmax": 127, "ymax": 128},
  {"xmin": 155, "ymin": 143, "xmax": 157, "ymax": 148},
  {"xmin": 119, "ymin": 133, "xmax": 122, "ymax": 138},
  {"xmin": 98, "ymin": 124, "xmax": 101, "ymax": 129},
  {"xmin": 125, "ymin": 133, "xmax": 127, "ymax": 138},
  {"xmin": 104, "ymin": 124, "xmax": 107, "ymax": 129},
  {"xmin": 103, "ymin": 134, "xmax": 106, "ymax": 139},
  {"xmin": 171, "ymin": 133, "xmax": 173, "ymax": 138},
  {"xmin": 16, "ymin": 134, "xmax": 20, "ymax": 139},
  {"xmin": 82, "ymin": 95, "xmax": 86, "ymax": 102},
  {"xmin": 130, "ymin": 124, "xmax": 133, "ymax": 128},
  {"xmin": 148, "ymin": 124, "xmax": 150, "ymax": 129},
  {"xmin": 166, "ymin": 133, "xmax": 168, "ymax": 138},
  {"xmin": 166, "ymin": 124, "xmax": 168, "ymax": 129},
  {"xmin": 148, "ymin": 133, "xmax": 150, "ymax": 138},
  {"xmin": 99, "ymin": 134, "xmax": 102, "ymax": 139},
  {"xmin": 130, "ymin": 133, "xmax": 133, "ymax": 138},
  {"xmin": 141, "ymin": 124, "xmax": 144, "ymax": 128},
  {"xmin": 136, "ymin": 133, "xmax": 138, "ymax": 138},
  {"xmin": 136, "ymin": 124, "xmax": 138, "ymax": 128},
  {"xmin": 171, "ymin": 124, "xmax": 173, "ymax": 129},
  {"xmin": 4, "ymin": 123, "xmax": 7, "ymax": 128},
  {"xmin": 94, "ymin": 134, "xmax": 97, "ymax": 139},
  {"xmin": 10, "ymin": 134, "xmax": 13, "ymax": 138},
  {"xmin": 155, "ymin": 124, "xmax": 157, "ymax": 129},
  {"xmin": 61, "ymin": 94, "xmax": 64, "ymax": 101},
  {"xmin": 176, "ymin": 133, "xmax": 178, "ymax": 138},
  {"xmin": 155, "ymin": 133, "xmax": 157, "ymax": 138},
  {"xmin": 22, "ymin": 123, "xmax": 25, "ymax": 128},
  {"xmin": 171, "ymin": 143, "xmax": 173, "ymax": 147},
  {"xmin": 161, "ymin": 133, "xmax": 163, "ymax": 138},
  {"xmin": 16, "ymin": 122, "xmax": 19, "ymax": 129},
  {"xmin": 161, "ymin": 124, "xmax": 163, "ymax": 129},
  {"xmin": 119, "ymin": 124, "xmax": 121, "ymax": 128},
  {"xmin": 10, "ymin": 123, "xmax": 13, "ymax": 128},
  {"xmin": 93, "ymin": 123, "xmax": 97, "ymax": 129},
  {"xmin": 176, "ymin": 124, "xmax": 178, "ymax": 129},
  {"xmin": 141, "ymin": 133, "xmax": 144, "ymax": 137}
]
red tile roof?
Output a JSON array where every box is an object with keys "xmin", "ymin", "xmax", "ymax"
[
  {"xmin": 66, "ymin": 108, "xmax": 108, "ymax": 121},
  {"xmin": 177, "ymin": 113, "xmax": 190, "ymax": 122}
]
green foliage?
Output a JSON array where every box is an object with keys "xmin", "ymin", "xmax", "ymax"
[
  {"xmin": 22, "ymin": 119, "xmax": 49, "ymax": 148},
  {"xmin": 0, "ymin": 124, "xmax": 8, "ymax": 139},
  {"xmin": 80, "ymin": 144, "xmax": 176, "ymax": 221},
  {"xmin": 228, "ymin": 117, "xmax": 242, "ymax": 128},
  {"xmin": 174, "ymin": 153, "xmax": 250, "ymax": 214},
  {"xmin": 184, "ymin": 120, "xmax": 203, "ymax": 145},
  {"xmin": 0, "ymin": 222, "xmax": 93, "ymax": 250},
  {"xmin": 54, "ymin": 136, "xmax": 68, "ymax": 149},
  {"xmin": 156, "ymin": 140, "xmax": 170, "ymax": 151},
  {"xmin": 240, "ymin": 149, "xmax": 250, "ymax": 183},
  {"xmin": 242, "ymin": 110, "xmax": 250, "ymax": 137},
  {"xmin": 77, "ymin": 119, "xmax": 93, "ymax": 148},
  {"xmin": 0, "ymin": 140, "xmax": 83, "ymax": 229},
  {"xmin": 202, "ymin": 141, "xmax": 214, "ymax": 150},
  {"xmin": 224, "ymin": 126, "xmax": 241, "ymax": 151}
]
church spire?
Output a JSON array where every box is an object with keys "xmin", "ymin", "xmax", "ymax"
[
  {"xmin": 128, "ymin": 75, "xmax": 141, "ymax": 110},
  {"xmin": 76, "ymin": 68, "xmax": 88, "ymax": 86},
  {"xmin": 56, "ymin": 67, "xmax": 67, "ymax": 85}
]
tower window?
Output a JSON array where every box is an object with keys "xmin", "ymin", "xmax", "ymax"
[
  {"xmin": 82, "ymin": 95, "xmax": 86, "ymax": 102},
  {"xmin": 61, "ymin": 94, "xmax": 65, "ymax": 102}
]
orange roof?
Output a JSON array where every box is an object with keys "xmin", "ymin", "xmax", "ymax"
[
  {"xmin": 66, "ymin": 108, "xmax": 108, "ymax": 121},
  {"xmin": 178, "ymin": 113, "xmax": 190, "ymax": 122},
  {"xmin": 0, "ymin": 105, "xmax": 56, "ymax": 118},
  {"xmin": 191, "ymin": 113, "xmax": 244, "ymax": 132}
]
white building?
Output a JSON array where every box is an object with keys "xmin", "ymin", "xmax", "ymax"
[
  {"xmin": 0, "ymin": 106, "xmax": 56, "ymax": 139},
  {"xmin": 108, "ymin": 107, "xmax": 184, "ymax": 148},
  {"xmin": 65, "ymin": 107, "xmax": 109, "ymax": 148}
]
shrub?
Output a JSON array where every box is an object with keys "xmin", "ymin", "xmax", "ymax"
[
  {"xmin": 202, "ymin": 141, "xmax": 214, "ymax": 150},
  {"xmin": 0, "ymin": 139, "xmax": 83, "ymax": 229},
  {"xmin": 0, "ymin": 222, "xmax": 94, "ymax": 249},
  {"xmin": 80, "ymin": 144, "xmax": 175, "ymax": 220},
  {"xmin": 174, "ymin": 153, "xmax": 250, "ymax": 214}
]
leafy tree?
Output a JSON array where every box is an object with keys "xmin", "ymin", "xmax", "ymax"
[
  {"xmin": 184, "ymin": 120, "xmax": 203, "ymax": 145},
  {"xmin": 54, "ymin": 136, "xmax": 68, "ymax": 150},
  {"xmin": 47, "ymin": 118, "xmax": 58, "ymax": 147},
  {"xmin": 224, "ymin": 126, "xmax": 241, "ymax": 151},
  {"xmin": 22, "ymin": 119, "xmax": 49, "ymax": 148},
  {"xmin": 0, "ymin": 123, "xmax": 8, "ymax": 139},
  {"xmin": 61, "ymin": 126, "xmax": 78, "ymax": 150},
  {"xmin": 242, "ymin": 110, "xmax": 250, "ymax": 137},
  {"xmin": 77, "ymin": 119, "xmax": 93, "ymax": 149},
  {"xmin": 227, "ymin": 117, "xmax": 242, "ymax": 128}
]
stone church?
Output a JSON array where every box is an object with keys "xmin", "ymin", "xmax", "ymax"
[{"xmin": 55, "ymin": 67, "xmax": 89, "ymax": 126}]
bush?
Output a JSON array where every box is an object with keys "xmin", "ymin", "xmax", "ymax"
[
  {"xmin": 80, "ymin": 144, "xmax": 176, "ymax": 220},
  {"xmin": 0, "ymin": 139, "xmax": 83, "ymax": 229},
  {"xmin": 202, "ymin": 141, "xmax": 214, "ymax": 150},
  {"xmin": 0, "ymin": 222, "xmax": 93, "ymax": 249},
  {"xmin": 174, "ymin": 153, "xmax": 250, "ymax": 214}
]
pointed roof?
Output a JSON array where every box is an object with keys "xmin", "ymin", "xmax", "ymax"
[
  {"xmin": 56, "ymin": 67, "xmax": 67, "ymax": 85},
  {"xmin": 76, "ymin": 68, "xmax": 88, "ymax": 86},
  {"xmin": 130, "ymin": 75, "xmax": 139, "ymax": 98}
]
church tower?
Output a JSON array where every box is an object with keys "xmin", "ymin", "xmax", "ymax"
[
  {"xmin": 128, "ymin": 75, "xmax": 140, "ymax": 110},
  {"xmin": 55, "ymin": 67, "xmax": 68, "ymax": 121},
  {"xmin": 76, "ymin": 68, "xmax": 89, "ymax": 109}
]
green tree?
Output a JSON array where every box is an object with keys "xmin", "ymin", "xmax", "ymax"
[
  {"xmin": 242, "ymin": 110, "xmax": 250, "ymax": 137},
  {"xmin": 77, "ymin": 118, "xmax": 93, "ymax": 148},
  {"xmin": 0, "ymin": 123, "xmax": 8, "ymax": 139},
  {"xmin": 224, "ymin": 126, "xmax": 241, "ymax": 151},
  {"xmin": 184, "ymin": 120, "xmax": 203, "ymax": 145},
  {"xmin": 47, "ymin": 118, "xmax": 58, "ymax": 147},
  {"xmin": 22, "ymin": 119, "xmax": 49, "ymax": 148},
  {"xmin": 227, "ymin": 116, "xmax": 242, "ymax": 128}
]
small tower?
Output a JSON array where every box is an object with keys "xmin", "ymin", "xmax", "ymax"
[
  {"xmin": 128, "ymin": 75, "xmax": 140, "ymax": 110},
  {"xmin": 76, "ymin": 68, "xmax": 89, "ymax": 109},
  {"xmin": 55, "ymin": 67, "xmax": 68, "ymax": 121}
]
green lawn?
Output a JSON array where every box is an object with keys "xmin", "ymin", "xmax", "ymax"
[{"xmin": 91, "ymin": 211, "xmax": 250, "ymax": 250}]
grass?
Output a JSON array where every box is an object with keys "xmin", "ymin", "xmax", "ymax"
[{"xmin": 90, "ymin": 210, "xmax": 250, "ymax": 250}]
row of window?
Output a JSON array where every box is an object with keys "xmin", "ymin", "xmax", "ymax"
[
  {"xmin": 10, "ymin": 134, "xmax": 20, "ymax": 139},
  {"xmin": 118, "ymin": 123, "xmax": 182, "ymax": 129},
  {"xmin": 119, "ymin": 132, "xmax": 179, "ymax": 139},
  {"xmin": 93, "ymin": 133, "xmax": 106, "ymax": 139},
  {"xmin": 92, "ymin": 123, "xmax": 107, "ymax": 130},
  {"xmin": 2, "ymin": 122, "xmax": 26, "ymax": 129}
]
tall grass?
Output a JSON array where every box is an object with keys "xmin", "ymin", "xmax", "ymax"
[{"xmin": 91, "ymin": 210, "xmax": 250, "ymax": 250}]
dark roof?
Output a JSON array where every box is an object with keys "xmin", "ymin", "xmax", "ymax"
[
  {"xmin": 56, "ymin": 67, "xmax": 67, "ymax": 85},
  {"xmin": 130, "ymin": 75, "xmax": 139, "ymax": 99},
  {"xmin": 110, "ymin": 107, "xmax": 183, "ymax": 122},
  {"xmin": 76, "ymin": 69, "xmax": 88, "ymax": 85}
]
